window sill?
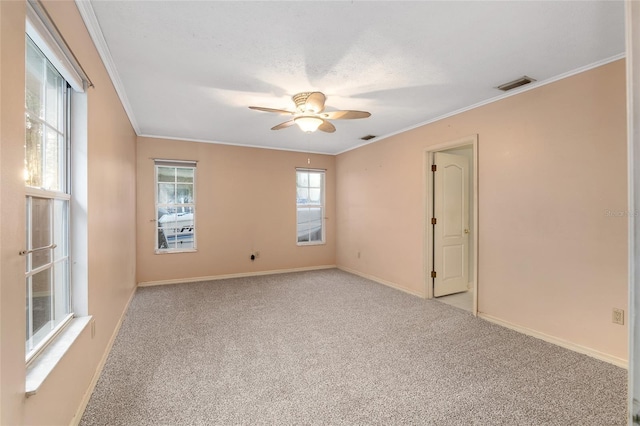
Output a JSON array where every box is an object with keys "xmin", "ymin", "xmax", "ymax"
[
  {"xmin": 154, "ymin": 249, "xmax": 198, "ymax": 255},
  {"xmin": 297, "ymin": 241, "xmax": 326, "ymax": 246},
  {"xmin": 25, "ymin": 316, "xmax": 92, "ymax": 396}
]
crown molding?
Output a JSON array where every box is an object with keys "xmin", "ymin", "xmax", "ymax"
[
  {"xmin": 337, "ymin": 53, "xmax": 626, "ymax": 155},
  {"xmin": 138, "ymin": 133, "xmax": 333, "ymax": 156},
  {"xmin": 75, "ymin": 0, "xmax": 140, "ymax": 134}
]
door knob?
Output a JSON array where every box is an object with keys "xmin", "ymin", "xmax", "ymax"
[{"xmin": 464, "ymin": 229, "xmax": 470, "ymax": 234}]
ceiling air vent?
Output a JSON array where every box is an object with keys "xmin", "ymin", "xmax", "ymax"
[
  {"xmin": 497, "ymin": 76, "xmax": 536, "ymax": 92},
  {"xmin": 360, "ymin": 134, "xmax": 376, "ymax": 141}
]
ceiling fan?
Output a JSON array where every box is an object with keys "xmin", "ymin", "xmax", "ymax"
[{"xmin": 249, "ymin": 91, "xmax": 371, "ymax": 133}]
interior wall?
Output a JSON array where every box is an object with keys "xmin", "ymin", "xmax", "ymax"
[
  {"xmin": 136, "ymin": 137, "xmax": 336, "ymax": 284},
  {"xmin": 1, "ymin": 2, "xmax": 27, "ymax": 423},
  {"xmin": 336, "ymin": 60, "xmax": 628, "ymax": 361},
  {"xmin": 0, "ymin": 1, "xmax": 137, "ymax": 425}
]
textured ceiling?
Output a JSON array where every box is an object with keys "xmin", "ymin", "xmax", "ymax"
[{"xmin": 78, "ymin": 1, "xmax": 625, "ymax": 155}]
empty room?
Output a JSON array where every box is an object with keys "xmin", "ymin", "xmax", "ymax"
[{"xmin": 1, "ymin": 0, "xmax": 639, "ymax": 425}]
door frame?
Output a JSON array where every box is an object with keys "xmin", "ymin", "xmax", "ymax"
[
  {"xmin": 626, "ymin": 0, "xmax": 639, "ymax": 421},
  {"xmin": 424, "ymin": 134, "xmax": 479, "ymax": 316}
]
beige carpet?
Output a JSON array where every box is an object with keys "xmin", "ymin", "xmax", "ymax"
[{"xmin": 80, "ymin": 269, "xmax": 626, "ymax": 425}]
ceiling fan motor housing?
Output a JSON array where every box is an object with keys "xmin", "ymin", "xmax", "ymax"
[
  {"xmin": 292, "ymin": 92, "xmax": 320, "ymax": 113},
  {"xmin": 293, "ymin": 92, "xmax": 312, "ymax": 110}
]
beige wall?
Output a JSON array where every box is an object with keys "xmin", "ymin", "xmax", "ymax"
[
  {"xmin": 1, "ymin": 1, "xmax": 27, "ymax": 423},
  {"xmin": 0, "ymin": 1, "xmax": 137, "ymax": 425},
  {"xmin": 336, "ymin": 60, "xmax": 628, "ymax": 361},
  {"xmin": 136, "ymin": 138, "xmax": 336, "ymax": 284}
]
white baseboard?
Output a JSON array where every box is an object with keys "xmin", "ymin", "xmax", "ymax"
[
  {"xmin": 137, "ymin": 265, "xmax": 337, "ymax": 287},
  {"xmin": 337, "ymin": 266, "xmax": 425, "ymax": 298},
  {"xmin": 69, "ymin": 285, "xmax": 137, "ymax": 426},
  {"xmin": 479, "ymin": 313, "xmax": 628, "ymax": 369}
]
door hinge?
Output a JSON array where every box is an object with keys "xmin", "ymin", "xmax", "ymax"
[
  {"xmin": 431, "ymin": 164, "xmax": 437, "ymax": 172},
  {"xmin": 431, "ymin": 271, "xmax": 437, "ymax": 278},
  {"xmin": 431, "ymin": 218, "xmax": 437, "ymax": 225}
]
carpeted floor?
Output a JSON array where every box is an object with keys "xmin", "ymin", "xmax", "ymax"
[{"xmin": 80, "ymin": 269, "xmax": 627, "ymax": 425}]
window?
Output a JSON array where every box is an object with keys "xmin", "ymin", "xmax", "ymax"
[
  {"xmin": 24, "ymin": 36, "xmax": 72, "ymax": 361},
  {"xmin": 296, "ymin": 169, "xmax": 325, "ymax": 245},
  {"xmin": 155, "ymin": 160, "xmax": 197, "ymax": 252}
]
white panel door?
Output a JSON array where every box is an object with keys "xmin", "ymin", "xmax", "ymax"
[{"xmin": 433, "ymin": 152, "xmax": 470, "ymax": 297}]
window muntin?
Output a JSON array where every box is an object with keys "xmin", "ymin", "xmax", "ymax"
[
  {"xmin": 296, "ymin": 169, "xmax": 325, "ymax": 245},
  {"xmin": 155, "ymin": 163, "xmax": 196, "ymax": 252},
  {"xmin": 25, "ymin": 36, "xmax": 72, "ymax": 361}
]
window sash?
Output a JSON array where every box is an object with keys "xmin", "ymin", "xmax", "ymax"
[
  {"xmin": 25, "ymin": 36, "xmax": 69, "ymax": 193},
  {"xmin": 25, "ymin": 195, "xmax": 71, "ymax": 362}
]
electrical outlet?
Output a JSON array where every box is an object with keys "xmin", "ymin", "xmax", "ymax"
[
  {"xmin": 612, "ymin": 308, "xmax": 624, "ymax": 325},
  {"xmin": 357, "ymin": 251, "xmax": 361, "ymax": 259}
]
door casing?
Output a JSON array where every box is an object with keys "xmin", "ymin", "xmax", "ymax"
[{"xmin": 424, "ymin": 134, "xmax": 479, "ymax": 315}]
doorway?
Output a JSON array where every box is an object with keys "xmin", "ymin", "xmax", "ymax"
[{"xmin": 425, "ymin": 135, "xmax": 478, "ymax": 315}]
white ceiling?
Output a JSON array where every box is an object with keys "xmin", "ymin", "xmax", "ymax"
[{"xmin": 78, "ymin": 1, "xmax": 625, "ymax": 155}]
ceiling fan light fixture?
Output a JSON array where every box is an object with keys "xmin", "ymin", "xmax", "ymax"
[
  {"xmin": 249, "ymin": 91, "xmax": 370, "ymax": 134},
  {"xmin": 295, "ymin": 116, "xmax": 323, "ymax": 133}
]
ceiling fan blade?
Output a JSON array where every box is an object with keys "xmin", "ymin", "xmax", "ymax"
[
  {"xmin": 305, "ymin": 92, "xmax": 326, "ymax": 113},
  {"xmin": 318, "ymin": 120, "xmax": 336, "ymax": 133},
  {"xmin": 271, "ymin": 119, "xmax": 296, "ymax": 130},
  {"xmin": 249, "ymin": 106, "xmax": 294, "ymax": 115},
  {"xmin": 322, "ymin": 110, "xmax": 371, "ymax": 120}
]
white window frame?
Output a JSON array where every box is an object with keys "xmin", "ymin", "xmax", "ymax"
[
  {"xmin": 296, "ymin": 168, "xmax": 326, "ymax": 246},
  {"xmin": 154, "ymin": 160, "xmax": 197, "ymax": 254},
  {"xmin": 24, "ymin": 35, "xmax": 73, "ymax": 363}
]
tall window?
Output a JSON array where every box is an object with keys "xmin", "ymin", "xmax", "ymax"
[
  {"xmin": 155, "ymin": 160, "xmax": 197, "ymax": 252},
  {"xmin": 296, "ymin": 169, "xmax": 325, "ymax": 245},
  {"xmin": 24, "ymin": 36, "xmax": 72, "ymax": 361}
]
